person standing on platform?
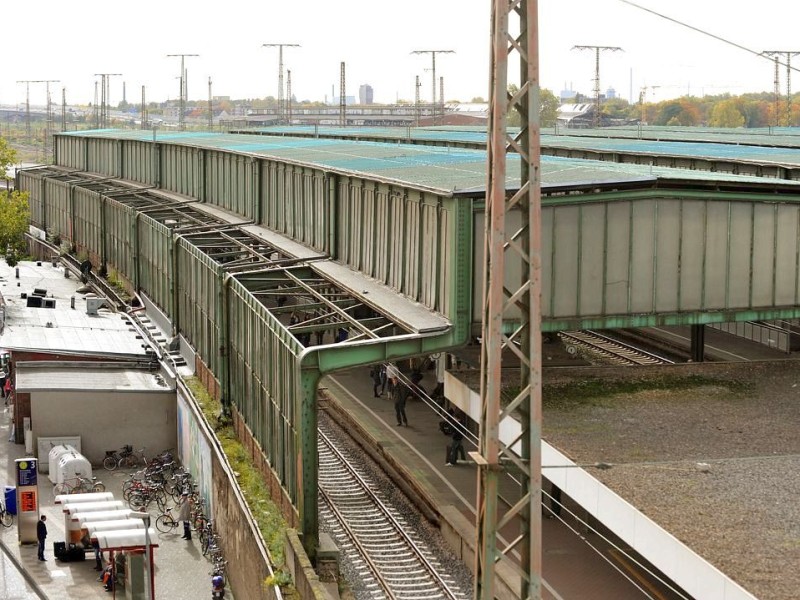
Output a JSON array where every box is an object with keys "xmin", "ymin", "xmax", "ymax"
[
  {"xmin": 177, "ymin": 492, "xmax": 192, "ymax": 540},
  {"xmin": 370, "ymin": 365, "xmax": 383, "ymax": 397},
  {"xmin": 393, "ymin": 383, "xmax": 408, "ymax": 426},
  {"xmin": 37, "ymin": 515, "xmax": 48, "ymax": 561},
  {"xmin": 446, "ymin": 418, "xmax": 466, "ymax": 466}
]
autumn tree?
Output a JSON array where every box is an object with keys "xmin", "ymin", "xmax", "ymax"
[
  {"xmin": 0, "ymin": 137, "xmax": 30, "ymax": 266},
  {"xmin": 709, "ymin": 99, "xmax": 745, "ymax": 127}
]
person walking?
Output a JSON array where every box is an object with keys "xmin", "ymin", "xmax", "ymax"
[
  {"xmin": 37, "ymin": 515, "xmax": 47, "ymax": 561},
  {"xmin": 177, "ymin": 492, "xmax": 192, "ymax": 540},
  {"xmin": 92, "ymin": 535, "xmax": 103, "ymax": 570},
  {"xmin": 393, "ymin": 384, "xmax": 408, "ymax": 426}
]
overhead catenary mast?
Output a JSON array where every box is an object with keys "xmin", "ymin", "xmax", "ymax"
[
  {"xmin": 762, "ymin": 51, "xmax": 800, "ymax": 126},
  {"xmin": 411, "ymin": 49, "xmax": 454, "ymax": 126},
  {"xmin": 572, "ymin": 45, "xmax": 623, "ymax": 128},
  {"xmin": 262, "ymin": 43, "xmax": 300, "ymax": 125},
  {"xmin": 166, "ymin": 54, "xmax": 199, "ymax": 131}
]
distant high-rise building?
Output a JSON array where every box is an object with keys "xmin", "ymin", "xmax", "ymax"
[
  {"xmin": 605, "ymin": 87, "xmax": 617, "ymax": 100},
  {"xmin": 359, "ymin": 84, "xmax": 374, "ymax": 105}
]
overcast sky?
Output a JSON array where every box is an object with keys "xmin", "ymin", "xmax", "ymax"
[{"xmin": 4, "ymin": 0, "xmax": 800, "ymax": 108}]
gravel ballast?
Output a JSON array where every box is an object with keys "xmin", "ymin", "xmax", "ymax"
[{"xmin": 544, "ymin": 361, "xmax": 800, "ymax": 600}]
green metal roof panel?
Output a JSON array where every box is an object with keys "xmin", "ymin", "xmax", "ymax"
[{"xmin": 60, "ymin": 129, "xmax": 800, "ymax": 194}]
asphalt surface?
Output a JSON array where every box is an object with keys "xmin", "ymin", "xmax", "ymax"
[{"xmin": 0, "ymin": 403, "xmax": 224, "ymax": 600}]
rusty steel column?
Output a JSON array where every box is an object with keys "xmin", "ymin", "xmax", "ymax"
[{"xmin": 476, "ymin": 1, "xmax": 542, "ymax": 598}]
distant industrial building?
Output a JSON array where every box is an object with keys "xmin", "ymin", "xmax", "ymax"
[{"xmin": 359, "ymin": 84, "xmax": 374, "ymax": 105}]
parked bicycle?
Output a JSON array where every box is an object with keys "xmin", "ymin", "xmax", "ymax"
[
  {"xmin": 53, "ymin": 475, "xmax": 105, "ymax": 496},
  {"xmin": 0, "ymin": 498, "xmax": 13, "ymax": 527},
  {"xmin": 103, "ymin": 445, "xmax": 135, "ymax": 470},
  {"xmin": 155, "ymin": 507, "xmax": 179, "ymax": 534}
]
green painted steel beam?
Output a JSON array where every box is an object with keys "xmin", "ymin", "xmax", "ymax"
[{"xmin": 540, "ymin": 306, "xmax": 800, "ymax": 332}]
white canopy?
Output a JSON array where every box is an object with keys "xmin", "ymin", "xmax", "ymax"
[
  {"xmin": 85, "ymin": 519, "xmax": 146, "ymax": 535},
  {"xmin": 63, "ymin": 500, "xmax": 124, "ymax": 516},
  {"xmin": 74, "ymin": 510, "xmax": 134, "ymax": 524},
  {"xmin": 93, "ymin": 529, "xmax": 159, "ymax": 551},
  {"xmin": 55, "ymin": 492, "xmax": 114, "ymax": 505}
]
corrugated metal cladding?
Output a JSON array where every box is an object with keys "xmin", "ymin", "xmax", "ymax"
[
  {"xmin": 87, "ymin": 138, "xmax": 120, "ymax": 176},
  {"xmin": 227, "ymin": 280, "xmax": 302, "ymax": 502},
  {"xmin": 55, "ymin": 136, "xmax": 86, "ymax": 170},
  {"xmin": 136, "ymin": 218, "xmax": 172, "ymax": 316},
  {"xmin": 336, "ymin": 177, "xmax": 449, "ymax": 312},
  {"xmin": 176, "ymin": 240, "xmax": 221, "ymax": 376},
  {"xmin": 18, "ymin": 172, "xmax": 44, "ymax": 227},
  {"xmin": 73, "ymin": 187, "xmax": 103, "ymax": 258},
  {"xmin": 206, "ymin": 151, "xmax": 255, "ymax": 220},
  {"xmin": 122, "ymin": 141, "xmax": 156, "ymax": 185},
  {"xmin": 44, "ymin": 178, "xmax": 70, "ymax": 241},
  {"xmin": 161, "ymin": 145, "xmax": 202, "ymax": 199},
  {"xmin": 105, "ymin": 203, "xmax": 136, "ymax": 282},
  {"xmin": 538, "ymin": 197, "xmax": 800, "ymax": 320}
]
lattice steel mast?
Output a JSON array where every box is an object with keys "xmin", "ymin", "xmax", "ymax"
[
  {"xmin": 411, "ymin": 50, "xmax": 454, "ymax": 126},
  {"xmin": 762, "ymin": 51, "xmax": 800, "ymax": 126},
  {"xmin": 166, "ymin": 54, "xmax": 198, "ymax": 131},
  {"xmin": 476, "ymin": 1, "xmax": 542, "ymax": 598},
  {"xmin": 572, "ymin": 45, "xmax": 622, "ymax": 128},
  {"xmin": 262, "ymin": 43, "xmax": 300, "ymax": 125}
]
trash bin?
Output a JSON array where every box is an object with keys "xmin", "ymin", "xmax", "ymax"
[{"xmin": 4, "ymin": 486, "xmax": 16, "ymax": 515}]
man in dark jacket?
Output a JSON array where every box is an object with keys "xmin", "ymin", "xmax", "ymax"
[{"xmin": 37, "ymin": 515, "xmax": 47, "ymax": 561}]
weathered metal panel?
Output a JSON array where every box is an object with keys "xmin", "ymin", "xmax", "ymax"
[
  {"xmin": 577, "ymin": 204, "xmax": 605, "ymax": 316},
  {"xmin": 44, "ymin": 178, "xmax": 71, "ymax": 240},
  {"xmin": 54, "ymin": 136, "xmax": 84, "ymax": 169},
  {"xmin": 87, "ymin": 139, "xmax": 119, "ymax": 176},
  {"xmin": 227, "ymin": 280, "xmax": 302, "ymax": 503},
  {"xmin": 421, "ymin": 196, "xmax": 440, "ymax": 309},
  {"xmin": 438, "ymin": 206, "xmax": 450, "ymax": 316},
  {"xmin": 630, "ymin": 200, "xmax": 658, "ymax": 313},
  {"xmin": 604, "ymin": 202, "xmax": 633, "ymax": 314},
  {"xmin": 727, "ymin": 203, "xmax": 753, "ymax": 308},
  {"xmin": 388, "ymin": 189, "xmax": 405, "ymax": 292},
  {"xmin": 374, "ymin": 183, "xmax": 390, "ymax": 280},
  {"xmin": 18, "ymin": 172, "xmax": 44, "ymax": 229},
  {"xmin": 137, "ymin": 219, "xmax": 172, "ymax": 315},
  {"xmin": 405, "ymin": 192, "xmax": 421, "ymax": 301},
  {"xmin": 105, "ymin": 201, "xmax": 136, "ymax": 282},
  {"xmin": 360, "ymin": 183, "xmax": 376, "ymax": 274},
  {"xmin": 774, "ymin": 204, "xmax": 799, "ymax": 306},
  {"xmin": 122, "ymin": 140, "xmax": 155, "ymax": 185},
  {"xmin": 702, "ymin": 202, "xmax": 730, "ymax": 309},
  {"xmin": 177, "ymin": 241, "xmax": 221, "ymax": 374},
  {"xmin": 540, "ymin": 207, "xmax": 553, "ymax": 318},
  {"xmin": 73, "ymin": 187, "xmax": 103, "ymax": 260},
  {"xmin": 161, "ymin": 145, "xmax": 200, "ymax": 198},
  {"xmin": 551, "ymin": 205, "xmax": 580, "ymax": 317},
  {"xmin": 751, "ymin": 203, "xmax": 776, "ymax": 307},
  {"xmin": 677, "ymin": 201, "xmax": 706, "ymax": 310},
  {"xmin": 205, "ymin": 151, "xmax": 251, "ymax": 219}
]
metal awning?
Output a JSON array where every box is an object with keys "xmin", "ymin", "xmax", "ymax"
[
  {"xmin": 54, "ymin": 492, "xmax": 114, "ymax": 505},
  {"xmin": 93, "ymin": 529, "xmax": 158, "ymax": 552}
]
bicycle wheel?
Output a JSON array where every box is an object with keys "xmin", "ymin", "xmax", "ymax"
[
  {"xmin": 103, "ymin": 455, "xmax": 118, "ymax": 471},
  {"xmin": 53, "ymin": 483, "xmax": 68, "ymax": 496},
  {"xmin": 155, "ymin": 514, "xmax": 175, "ymax": 534},
  {"xmin": 0, "ymin": 509, "xmax": 12, "ymax": 528},
  {"xmin": 92, "ymin": 482, "xmax": 106, "ymax": 493}
]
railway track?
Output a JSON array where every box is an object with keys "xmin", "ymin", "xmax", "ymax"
[
  {"xmin": 559, "ymin": 330, "xmax": 674, "ymax": 366},
  {"xmin": 318, "ymin": 417, "xmax": 469, "ymax": 600}
]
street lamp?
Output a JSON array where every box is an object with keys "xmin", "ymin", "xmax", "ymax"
[{"xmin": 130, "ymin": 511, "xmax": 153, "ymax": 600}]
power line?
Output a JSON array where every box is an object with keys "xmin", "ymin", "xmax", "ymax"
[{"xmin": 619, "ymin": 0, "xmax": 800, "ymax": 77}]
